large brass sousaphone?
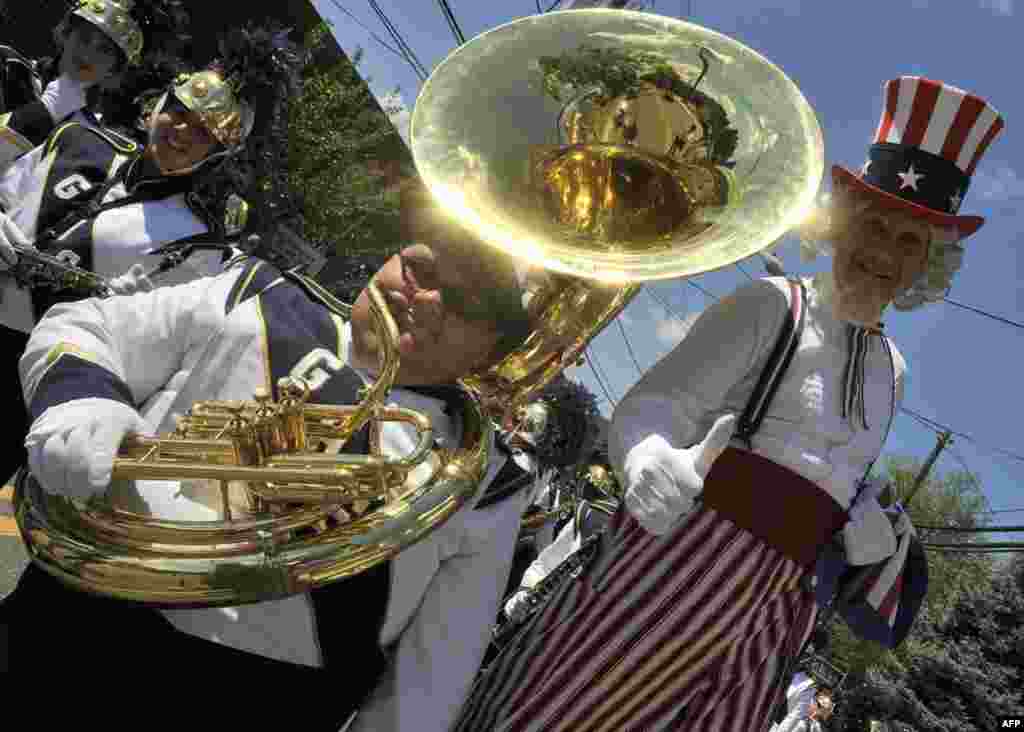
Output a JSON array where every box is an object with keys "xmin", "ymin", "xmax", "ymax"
[
  {"xmin": 14, "ymin": 282, "xmax": 494, "ymax": 606},
  {"xmin": 14, "ymin": 9, "xmax": 823, "ymax": 607}
]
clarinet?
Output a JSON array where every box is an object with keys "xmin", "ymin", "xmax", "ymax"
[
  {"xmin": 6, "ymin": 244, "xmax": 112, "ymax": 297},
  {"xmin": 492, "ymin": 532, "xmax": 602, "ymax": 649},
  {"xmin": 6, "ymin": 236, "xmax": 243, "ymax": 300}
]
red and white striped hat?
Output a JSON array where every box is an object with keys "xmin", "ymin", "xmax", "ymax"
[{"xmin": 832, "ymin": 76, "xmax": 1004, "ymax": 237}]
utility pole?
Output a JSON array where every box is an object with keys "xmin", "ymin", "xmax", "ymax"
[{"xmin": 903, "ymin": 431, "xmax": 953, "ymax": 507}]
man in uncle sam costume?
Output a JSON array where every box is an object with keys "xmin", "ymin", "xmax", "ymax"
[{"xmin": 454, "ymin": 77, "xmax": 1003, "ymax": 732}]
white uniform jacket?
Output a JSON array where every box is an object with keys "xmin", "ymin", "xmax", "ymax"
[
  {"xmin": 775, "ymin": 672, "xmax": 818, "ymax": 731},
  {"xmin": 1, "ymin": 121, "xmax": 221, "ymax": 332},
  {"xmin": 20, "ymin": 257, "xmax": 530, "ymax": 731}
]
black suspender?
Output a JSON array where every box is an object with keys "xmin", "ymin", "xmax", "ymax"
[{"xmin": 735, "ymin": 279, "xmax": 807, "ymax": 447}]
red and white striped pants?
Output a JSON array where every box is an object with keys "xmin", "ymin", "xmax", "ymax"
[{"xmin": 456, "ymin": 506, "xmax": 819, "ymax": 732}]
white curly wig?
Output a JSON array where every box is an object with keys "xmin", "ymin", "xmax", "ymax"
[{"xmin": 798, "ymin": 184, "xmax": 966, "ymax": 310}]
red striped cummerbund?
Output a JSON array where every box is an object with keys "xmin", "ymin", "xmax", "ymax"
[{"xmin": 700, "ymin": 447, "xmax": 849, "ymax": 568}]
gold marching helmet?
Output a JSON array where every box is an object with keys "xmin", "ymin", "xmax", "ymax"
[
  {"xmin": 165, "ymin": 27, "xmax": 300, "ymax": 152},
  {"xmin": 71, "ymin": 0, "xmax": 144, "ymax": 66},
  {"xmin": 173, "ymin": 69, "xmax": 255, "ymax": 149},
  {"xmin": 15, "ymin": 9, "xmax": 823, "ymax": 607}
]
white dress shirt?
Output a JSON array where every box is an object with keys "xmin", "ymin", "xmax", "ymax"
[{"xmin": 610, "ymin": 274, "xmax": 905, "ymax": 512}]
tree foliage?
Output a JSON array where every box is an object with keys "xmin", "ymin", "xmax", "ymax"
[
  {"xmin": 287, "ymin": 24, "xmax": 414, "ymax": 258},
  {"xmin": 830, "ymin": 554, "xmax": 1024, "ymax": 732},
  {"xmin": 819, "ymin": 458, "xmax": 1024, "ymax": 731}
]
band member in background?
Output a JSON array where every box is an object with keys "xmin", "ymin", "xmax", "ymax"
[
  {"xmin": 499, "ymin": 376, "xmax": 603, "ymax": 590},
  {"xmin": 0, "ymin": 25, "xmax": 298, "ymax": 485},
  {"xmin": 454, "ymin": 77, "xmax": 1000, "ymax": 732},
  {"xmin": 771, "ymin": 671, "xmax": 814, "ymax": 732},
  {"xmin": 770, "ymin": 672, "xmax": 834, "ymax": 732},
  {"xmin": 2, "ymin": 188, "xmax": 538, "ymax": 731},
  {"xmin": 501, "ymin": 447, "xmax": 619, "ymax": 628},
  {"xmin": 1, "ymin": 0, "xmax": 189, "ymax": 154}
]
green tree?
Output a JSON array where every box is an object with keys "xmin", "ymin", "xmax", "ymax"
[
  {"xmin": 831, "ymin": 552, "xmax": 1024, "ymax": 732},
  {"xmin": 287, "ymin": 23, "xmax": 414, "ymax": 258}
]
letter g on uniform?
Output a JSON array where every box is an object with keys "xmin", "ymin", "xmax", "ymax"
[{"xmin": 54, "ymin": 174, "xmax": 94, "ymax": 200}]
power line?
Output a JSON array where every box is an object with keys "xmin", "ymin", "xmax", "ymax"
[
  {"xmin": 947, "ymin": 444, "xmax": 982, "ymax": 488},
  {"xmin": 943, "ymin": 296, "xmax": 1024, "ymax": 330},
  {"xmin": 366, "ymin": 0, "xmax": 430, "ymax": 81},
  {"xmin": 615, "ymin": 317, "xmax": 644, "ymax": 378},
  {"xmin": 899, "ymin": 409, "xmax": 943, "ymax": 434},
  {"xmin": 327, "ymin": 0, "xmax": 407, "ymax": 62},
  {"xmin": 923, "ymin": 543, "xmax": 1024, "ymax": 552},
  {"xmin": 588, "ymin": 346, "xmax": 618, "ymax": 399},
  {"xmin": 587, "ymin": 358, "xmax": 616, "ymax": 406},
  {"xmin": 687, "ymin": 279, "xmax": 718, "ymax": 300},
  {"xmin": 900, "ymin": 406, "xmax": 1024, "ymax": 464},
  {"xmin": 645, "ymin": 285, "xmax": 687, "ymax": 322},
  {"xmin": 585, "ymin": 349, "xmax": 618, "ymax": 408},
  {"xmin": 436, "ymin": 0, "xmax": 467, "ymax": 45}
]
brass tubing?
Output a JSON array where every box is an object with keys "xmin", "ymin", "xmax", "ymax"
[
  {"xmin": 12, "ymin": 276, "xmax": 494, "ymax": 605},
  {"xmin": 11, "ymin": 398, "xmax": 490, "ymax": 605}
]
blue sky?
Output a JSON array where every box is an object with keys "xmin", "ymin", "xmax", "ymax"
[{"xmin": 311, "ymin": 0, "xmax": 1024, "ymax": 526}]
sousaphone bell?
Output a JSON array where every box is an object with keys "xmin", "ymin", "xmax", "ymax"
[{"xmin": 412, "ymin": 9, "xmax": 825, "ymax": 419}]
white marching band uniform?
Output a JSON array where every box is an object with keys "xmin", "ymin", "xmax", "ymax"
[
  {"xmin": 15, "ymin": 257, "xmax": 531, "ymax": 730},
  {"xmin": 769, "ymin": 672, "xmax": 822, "ymax": 732},
  {"xmin": 0, "ymin": 121, "xmax": 222, "ymax": 486},
  {"xmin": 0, "ymin": 122, "xmax": 221, "ymax": 332}
]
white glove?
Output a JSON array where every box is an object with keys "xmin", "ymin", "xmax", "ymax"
[
  {"xmin": 26, "ymin": 398, "xmax": 150, "ymax": 502},
  {"xmin": 40, "ymin": 74, "xmax": 88, "ymax": 122},
  {"xmin": 0, "ymin": 213, "xmax": 32, "ymax": 271},
  {"xmin": 107, "ymin": 263, "xmax": 155, "ymax": 295},
  {"xmin": 843, "ymin": 478, "xmax": 898, "ymax": 565},
  {"xmin": 622, "ymin": 414, "xmax": 736, "ymax": 535},
  {"xmin": 504, "ymin": 589, "xmax": 532, "ymax": 623}
]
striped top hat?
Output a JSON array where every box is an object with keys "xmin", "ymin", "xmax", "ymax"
[{"xmin": 832, "ymin": 77, "xmax": 1004, "ymax": 237}]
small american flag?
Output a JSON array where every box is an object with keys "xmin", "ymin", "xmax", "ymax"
[{"xmin": 863, "ymin": 510, "xmax": 916, "ymax": 628}]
